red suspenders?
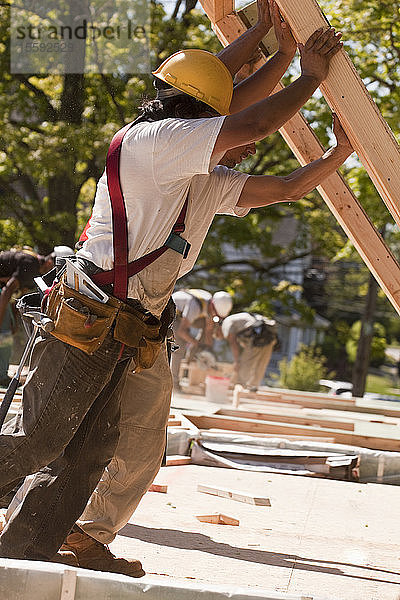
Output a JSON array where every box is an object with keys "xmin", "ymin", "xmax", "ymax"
[{"xmin": 80, "ymin": 121, "xmax": 190, "ymax": 301}]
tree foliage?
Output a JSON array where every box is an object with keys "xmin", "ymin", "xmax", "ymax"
[
  {"xmin": 279, "ymin": 344, "xmax": 329, "ymax": 391},
  {"xmin": 0, "ymin": 0, "xmax": 399, "ymax": 331},
  {"xmin": 346, "ymin": 320, "xmax": 387, "ymax": 367},
  {"xmin": 0, "ymin": 1, "xmax": 219, "ymax": 253}
]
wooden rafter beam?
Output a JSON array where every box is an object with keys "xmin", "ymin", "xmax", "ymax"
[
  {"xmin": 275, "ymin": 0, "xmax": 400, "ymax": 229},
  {"xmin": 198, "ymin": 2, "xmax": 400, "ymax": 316}
]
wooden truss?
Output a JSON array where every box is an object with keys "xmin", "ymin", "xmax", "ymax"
[{"xmin": 199, "ymin": 0, "xmax": 400, "ymax": 315}]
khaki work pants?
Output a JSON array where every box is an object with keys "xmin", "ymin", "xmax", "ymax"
[
  {"xmin": 236, "ymin": 341, "xmax": 275, "ymax": 389},
  {"xmin": 76, "ymin": 344, "xmax": 172, "ymax": 544}
]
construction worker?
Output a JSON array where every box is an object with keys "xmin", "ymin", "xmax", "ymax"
[
  {"xmin": 222, "ymin": 312, "xmax": 278, "ymax": 391},
  {"xmin": 171, "ymin": 289, "xmax": 233, "ymax": 389},
  {"xmin": 0, "ymin": 246, "xmax": 74, "ymax": 386},
  {"xmin": 0, "ymin": 0, "xmax": 352, "ymax": 575},
  {"xmin": 60, "ymin": 6, "xmax": 352, "ymax": 576}
]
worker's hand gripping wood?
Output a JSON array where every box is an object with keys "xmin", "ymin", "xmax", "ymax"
[{"xmin": 299, "ymin": 26, "xmax": 343, "ymax": 83}]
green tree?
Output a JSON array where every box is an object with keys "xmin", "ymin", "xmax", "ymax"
[
  {"xmin": 346, "ymin": 320, "xmax": 387, "ymax": 367},
  {"xmin": 0, "ymin": 1, "xmax": 220, "ymax": 254}
]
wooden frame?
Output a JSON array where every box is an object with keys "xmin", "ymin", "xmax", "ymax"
[
  {"xmin": 186, "ymin": 412, "xmax": 400, "ymax": 451},
  {"xmin": 198, "ymin": 0, "xmax": 400, "ymax": 316}
]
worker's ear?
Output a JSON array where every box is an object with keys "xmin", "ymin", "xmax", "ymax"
[{"xmin": 173, "ymin": 102, "xmax": 194, "ymax": 119}]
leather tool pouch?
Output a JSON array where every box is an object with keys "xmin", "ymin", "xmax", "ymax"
[
  {"xmin": 46, "ymin": 280, "xmax": 118, "ymax": 355},
  {"xmin": 113, "ymin": 304, "xmax": 163, "ymax": 369},
  {"xmin": 133, "ymin": 296, "xmax": 176, "ymax": 371}
]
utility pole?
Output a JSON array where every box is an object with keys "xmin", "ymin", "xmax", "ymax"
[{"xmin": 352, "ymin": 273, "xmax": 379, "ymax": 397}]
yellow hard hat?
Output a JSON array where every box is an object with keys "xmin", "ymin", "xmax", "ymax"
[{"xmin": 152, "ymin": 49, "xmax": 233, "ymax": 115}]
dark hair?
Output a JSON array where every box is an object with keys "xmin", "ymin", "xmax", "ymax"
[{"xmin": 137, "ymin": 78, "xmax": 216, "ymax": 122}]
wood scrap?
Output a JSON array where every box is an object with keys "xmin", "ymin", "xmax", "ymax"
[
  {"xmin": 148, "ymin": 484, "xmax": 168, "ymax": 493},
  {"xmin": 197, "ymin": 483, "xmax": 270, "ymax": 506},
  {"xmin": 196, "ymin": 513, "xmax": 239, "ymax": 526},
  {"xmin": 166, "ymin": 455, "xmax": 191, "ymax": 466},
  {"xmin": 167, "ymin": 419, "xmax": 182, "ymax": 426}
]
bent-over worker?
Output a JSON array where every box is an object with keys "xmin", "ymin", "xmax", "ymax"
[{"xmin": 222, "ymin": 312, "xmax": 278, "ymax": 391}]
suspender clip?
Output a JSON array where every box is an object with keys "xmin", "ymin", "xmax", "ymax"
[{"xmin": 165, "ymin": 233, "xmax": 191, "ymax": 258}]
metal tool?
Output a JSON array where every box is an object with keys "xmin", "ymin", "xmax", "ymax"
[{"xmin": 0, "ymin": 311, "xmax": 54, "ymax": 429}]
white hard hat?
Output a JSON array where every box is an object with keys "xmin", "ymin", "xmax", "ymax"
[
  {"xmin": 52, "ymin": 245, "xmax": 75, "ymax": 258},
  {"xmin": 212, "ymin": 291, "xmax": 233, "ymax": 319}
]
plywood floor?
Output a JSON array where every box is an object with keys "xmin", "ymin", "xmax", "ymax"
[{"xmin": 112, "ymin": 465, "xmax": 400, "ymax": 600}]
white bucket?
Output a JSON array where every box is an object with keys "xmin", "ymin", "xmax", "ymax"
[{"xmin": 205, "ymin": 375, "xmax": 230, "ymax": 403}]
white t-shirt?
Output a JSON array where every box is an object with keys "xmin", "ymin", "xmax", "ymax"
[
  {"xmin": 77, "ymin": 117, "xmax": 249, "ymax": 316},
  {"xmin": 172, "ymin": 289, "xmax": 211, "ymax": 324},
  {"xmin": 221, "ymin": 312, "xmax": 259, "ymax": 338}
]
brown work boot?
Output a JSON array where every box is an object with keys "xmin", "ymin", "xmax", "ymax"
[
  {"xmin": 61, "ymin": 526, "xmax": 145, "ymax": 577},
  {"xmin": 51, "ymin": 550, "xmax": 79, "ymax": 567}
]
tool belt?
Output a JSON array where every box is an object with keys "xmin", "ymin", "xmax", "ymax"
[
  {"xmin": 236, "ymin": 318, "xmax": 278, "ymax": 348},
  {"xmin": 46, "ymin": 278, "xmax": 164, "ymax": 367}
]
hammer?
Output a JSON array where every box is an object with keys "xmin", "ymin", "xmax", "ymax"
[{"xmin": 0, "ymin": 312, "xmax": 54, "ymax": 429}]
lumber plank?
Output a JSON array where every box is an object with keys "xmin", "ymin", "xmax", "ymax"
[
  {"xmin": 167, "ymin": 419, "xmax": 182, "ymax": 426},
  {"xmin": 217, "ymin": 407, "xmax": 355, "ymax": 431},
  {"xmin": 198, "ymin": 4, "xmax": 400, "ymax": 316},
  {"xmin": 228, "ymin": 404, "xmax": 400, "ymax": 426},
  {"xmin": 199, "ymin": 0, "xmax": 233, "ymax": 23},
  {"xmin": 238, "ymin": 389, "xmax": 400, "ymax": 418},
  {"xmin": 60, "ymin": 569, "xmax": 77, "ymax": 600},
  {"xmin": 309, "ymin": 407, "xmax": 400, "ymax": 425},
  {"xmin": 186, "ymin": 413, "xmax": 400, "ymax": 452},
  {"xmin": 197, "ymin": 483, "xmax": 271, "ymax": 506},
  {"xmin": 276, "ymin": 0, "xmax": 400, "ymax": 229}
]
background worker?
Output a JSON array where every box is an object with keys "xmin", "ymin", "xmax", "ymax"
[
  {"xmin": 171, "ymin": 289, "xmax": 233, "ymax": 389},
  {"xmin": 0, "ymin": 246, "xmax": 75, "ymax": 327},
  {"xmin": 222, "ymin": 311, "xmax": 278, "ymax": 391},
  {"xmin": 0, "ymin": 0, "xmax": 351, "ymax": 577},
  {"xmin": 0, "ymin": 246, "xmax": 74, "ymax": 385}
]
